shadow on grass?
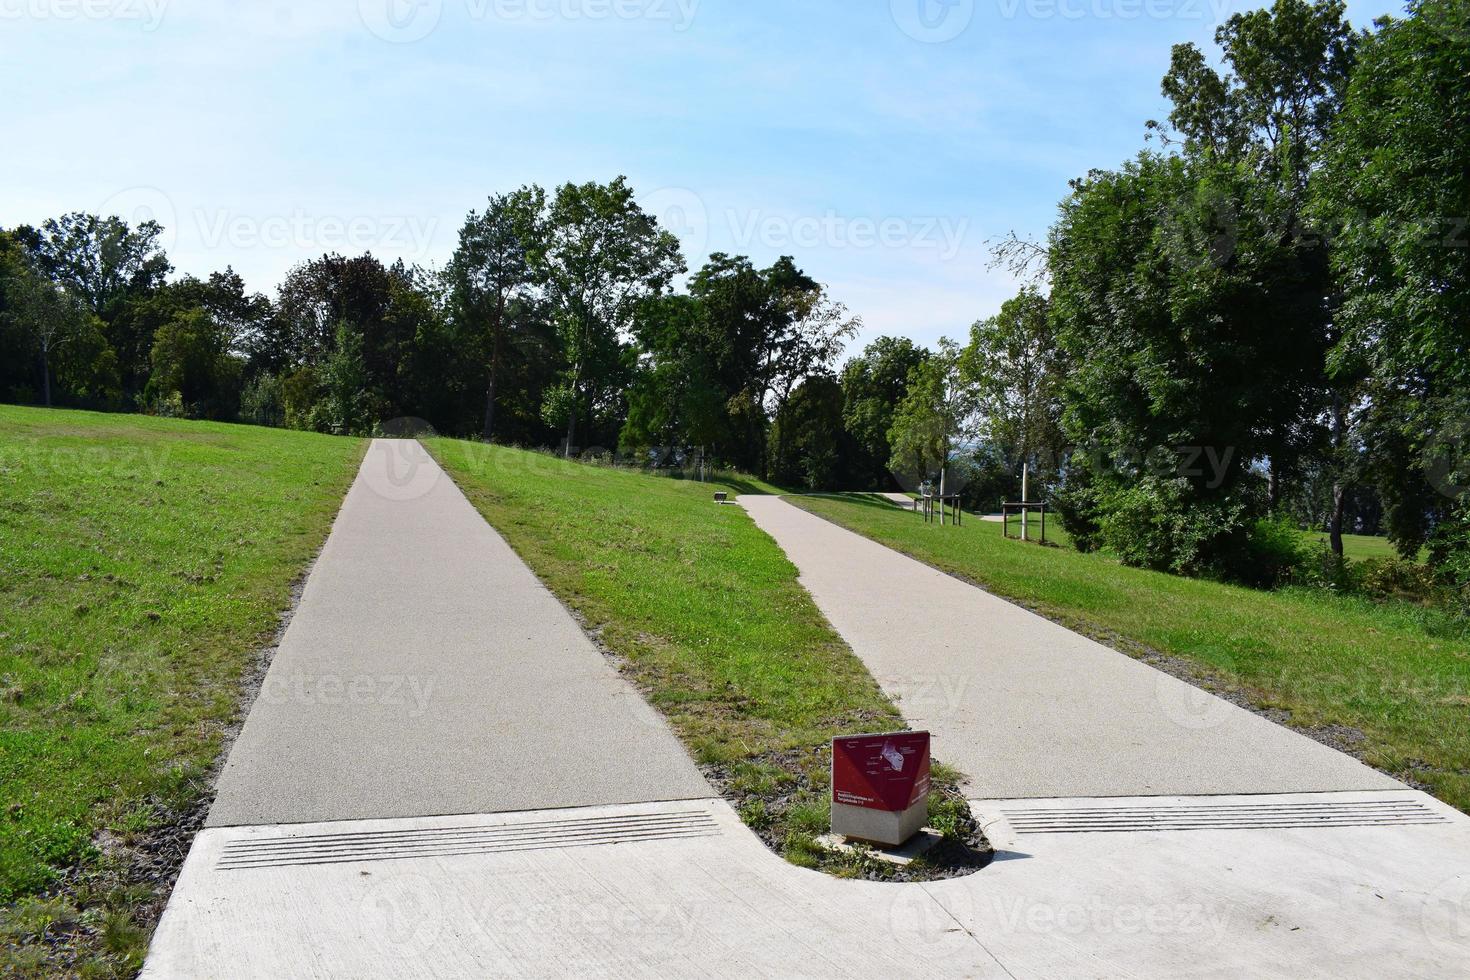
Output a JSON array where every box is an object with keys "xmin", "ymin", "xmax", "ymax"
[{"xmin": 800, "ymin": 492, "xmax": 912, "ymax": 514}]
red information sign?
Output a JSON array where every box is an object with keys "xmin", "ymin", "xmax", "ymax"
[{"xmin": 832, "ymin": 731, "xmax": 931, "ymax": 812}]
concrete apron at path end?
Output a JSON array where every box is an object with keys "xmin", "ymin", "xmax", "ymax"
[{"xmin": 142, "ymin": 459, "xmax": 1470, "ymax": 977}]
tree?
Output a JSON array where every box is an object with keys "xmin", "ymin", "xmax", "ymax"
[
  {"xmin": 17, "ymin": 212, "xmax": 171, "ymax": 396},
  {"xmin": 5, "ymin": 263, "xmax": 92, "ymax": 407},
  {"xmin": 1152, "ymin": 0, "xmax": 1357, "ymax": 526},
  {"xmin": 841, "ymin": 337, "xmax": 930, "ymax": 489},
  {"xmin": 621, "ymin": 293, "xmax": 727, "ymax": 455},
  {"xmin": 536, "ymin": 177, "xmax": 684, "ymax": 455},
  {"xmin": 147, "ymin": 307, "xmax": 240, "ymax": 418},
  {"xmin": 962, "ymin": 287, "xmax": 1066, "ymax": 494},
  {"xmin": 887, "ymin": 339, "xmax": 977, "ymax": 493},
  {"xmin": 768, "ymin": 375, "xmax": 848, "ymax": 491},
  {"xmin": 762, "ymin": 275, "xmax": 860, "ymax": 473},
  {"xmin": 448, "ymin": 186, "xmax": 546, "ymax": 441},
  {"xmin": 1316, "ymin": 0, "xmax": 1470, "ymax": 590}
]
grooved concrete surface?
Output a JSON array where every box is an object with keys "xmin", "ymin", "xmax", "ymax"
[
  {"xmin": 146, "ymin": 793, "xmax": 1470, "ymax": 978},
  {"xmin": 739, "ymin": 495, "xmax": 1404, "ymax": 800},
  {"xmin": 207, "ymin": 440, "xmax": 711, "ymax": 827}
]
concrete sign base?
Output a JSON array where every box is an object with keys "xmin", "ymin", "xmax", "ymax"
[{"xmin": 831, "ymin": 796, "xmax": 928, "ymax": 847}]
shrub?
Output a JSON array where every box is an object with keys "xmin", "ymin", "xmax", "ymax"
[
  {"xmin": 1095, "ymin": 477, "xmax": 1253, "ymax": 577},
  {"xmin": 1354, "ymin": 557, "xmax": 1438, "ymax": 602},
  {"xmin": 1228, "ymin": 517, "xmax": 1312, "ymax": 589},
  {"xmin": 1427, "ymin": 514, "xmax": 1470, "ymax": 615}
]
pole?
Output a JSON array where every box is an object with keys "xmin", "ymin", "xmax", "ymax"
[{"xmin": 1021, "ymin": 463, "xmax": 1029, "ymax": 541}]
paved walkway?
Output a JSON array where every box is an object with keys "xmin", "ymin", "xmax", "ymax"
[
  {"xmin": 739, "ymin": 495, "xmax": 1402, "ymax": 800},
  {"xmin": 145, "ymin": 467, "xmax": 1470, "ymax": 977},
  {"xmin": 209, "ymin": 440, "xmax": 710, "ymax": 827}
]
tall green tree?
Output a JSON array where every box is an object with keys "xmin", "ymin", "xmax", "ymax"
[
  {"xmin": 841, "ymin": 337, "xmax": 930, "ymax": 489},
  {"xmin": 448, "ymin": 186, "xmax": 546, "ymax": 441},
  {"xmin": 17, "ymin": 213, "xmax": 171, "ymax": 397},
  {"xmin": 887, "ymin": 339, "xmax": 977, "ymax": 493},
  {"xmin": 962, "ymin": 287, "xmax": 1066, "ymax": 493},
  {"xmin": 537, "ymin": 177, "xmax": 684, "ymax": 455},
  {"xmin": 1317, "ymin": 0, "xmax": 1470, "ymax": 592}
]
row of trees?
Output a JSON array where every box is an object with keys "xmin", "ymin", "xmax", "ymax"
[
  {"xmin": 0, "ymin": 180, "xmax": 895, "ymax": 484},
  {"xmin": 898, "ymin": 0, "xmax": 1465, "ymax": 598},
  {"xmin": 3, "ymin": 0, "xmax": 1463, "ymax": 601}
]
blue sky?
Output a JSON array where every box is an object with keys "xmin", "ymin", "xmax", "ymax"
[{"xmin": 2, "ymin": 0, "xmax": 1401, "ymax": 350}]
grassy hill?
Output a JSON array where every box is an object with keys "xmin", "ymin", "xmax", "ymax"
[
  {"xmin": 791, "ymin": 492, "xmax": 1470, "ymax": 815},
  {"xmin": 0, "ymin": 406, "xmax": 363, "ymax": 977}
]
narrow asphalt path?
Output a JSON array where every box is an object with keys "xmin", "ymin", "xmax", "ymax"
[
  {"xmin": 208, "ymin": 439, "xmax": 711, "ymax": 827},
  {"xmin": 739, "ymin": 495, "xmax": 1403, "ymax": 800}
]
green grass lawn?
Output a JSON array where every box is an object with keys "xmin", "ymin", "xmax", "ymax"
[
  {"xmin": 429, "ymin": 441, "xmax": 981, "ymax": 876},
  {"xmin": 790, "ymin": 492, "xmax": 1470, "ymax": 814},
  {"xmin": 0, "ymin": 406, "xmax": 363, "ymax": 977}
]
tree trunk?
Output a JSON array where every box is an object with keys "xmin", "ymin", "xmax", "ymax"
[
  {"xmin": 483, "ymin": 327, "xmax": 501, "ymax": 442},
  {"xmin": 1329, "ymin": 390, "xmax": 1348, "ymax": 557},
  {"xmin": 42, "ymin": 350, "xmax": 52, "ymax": 408},
  {"xmin": 1329, "ymin": 484, "xmax": 1346, "ymax": 557},
  {"xmin": 563, "ymin": 377, "xmax": 580, "ymax": 459}
]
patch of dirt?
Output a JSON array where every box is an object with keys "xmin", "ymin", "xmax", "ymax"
[{"xmin": 701, "ymin": 746, "xmax": 994, "ymax": 883}]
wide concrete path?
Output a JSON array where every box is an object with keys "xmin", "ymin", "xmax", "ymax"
[
  {"xmin": 740, "ymin": 495, "xmax": 1402, "ymax": 800},
  {"xmin": 209, "ymin": 440, "xmax": 710, "ymax": 827}
]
